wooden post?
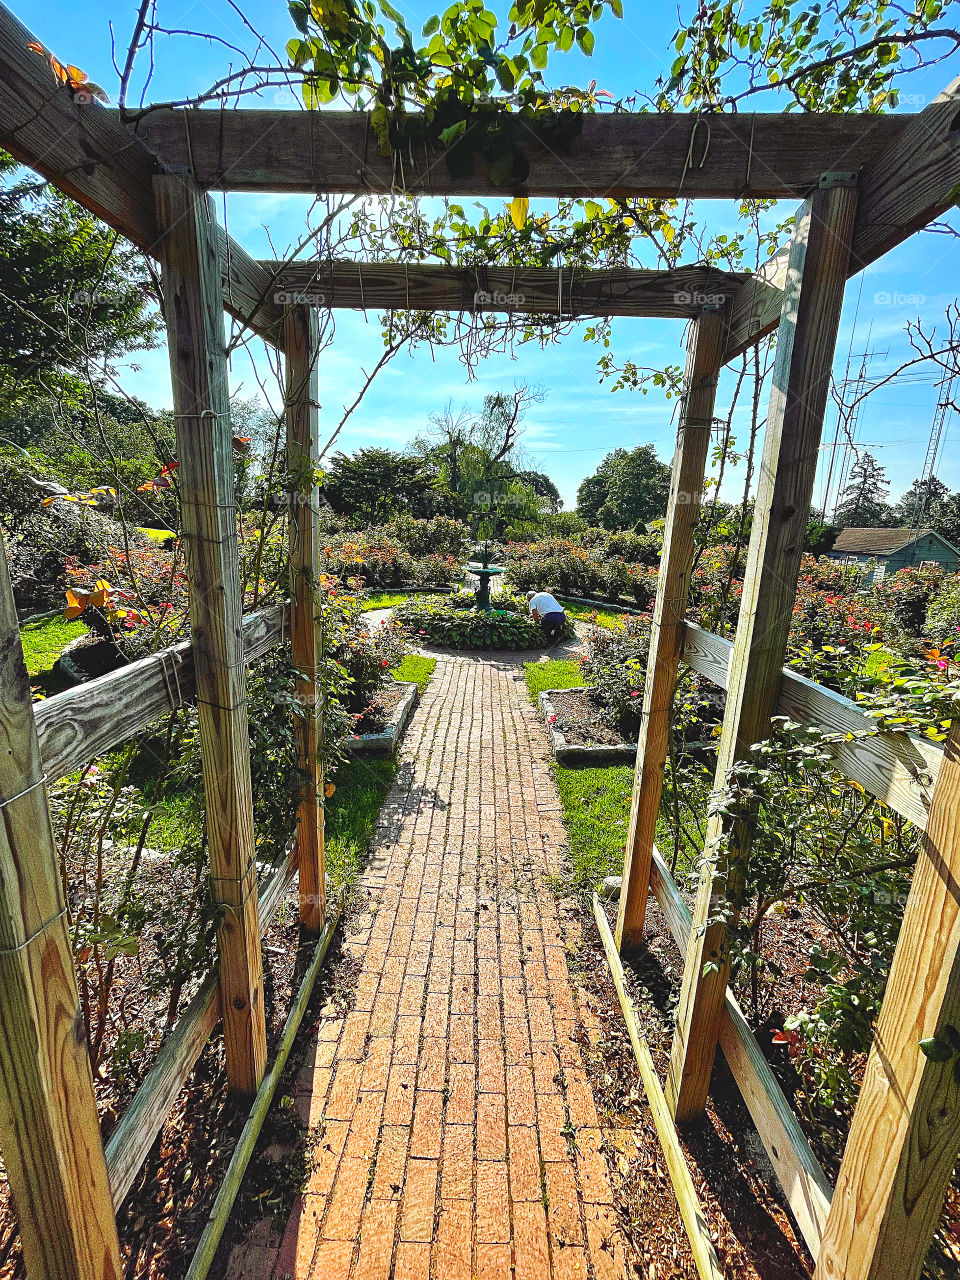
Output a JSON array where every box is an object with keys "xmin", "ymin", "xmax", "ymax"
[
  {"xmin": 0, "ymin": 536, "xmax": 122, "ymax": 1279},
  {"xmin": 666, "ymin": 177, "xmax": 859, "ymax": 1123},
  {"xmin": 616, "ymin": 307, "xmax": 725, "ymax": 952},
  {"xmin": 154, "ymin": 176, "xmax": 267, "ymax": 1099},
  {"xmin": 284, "ymin": 304, "xmax": 326, "ymax": 933},
  {"xmin": 815, "ymin": 716, "xmax": 960, "ymax": 1280}
]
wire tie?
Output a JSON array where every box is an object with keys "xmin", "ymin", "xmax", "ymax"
[
  {"xmin": 0, "ymin": 773, "xmax": 48, "ymax": 809},
  {"xmin": 0, "ymin": 907, "xmax": 68, "ymax": 956}
]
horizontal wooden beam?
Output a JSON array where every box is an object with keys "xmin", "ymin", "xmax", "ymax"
[
  {"xmin": 647, "ymin": 847, "xmax": 833, "ymax": 1258},
  {"xmin": 104, "ymin": 845, "xmax": 298, "ymax": 1206},
  {"xmin": 34, "ymin": 602, "xmax": 289, "ymax": 782},
  {"xmin": 263, "ymin": 260, "xmax": 747, "ymax": 318},
  {"xmin": 722, "ymin": 247, "xmax": 790, "ymax": 362},
  {"xmin": 130, "ymin": 108, "xmax": 904, "ymax": 200},
  {"xmin": 682, "ymin": 621, "xmax": 941, "ymax": 829},
  {"xmin": 0, "ymin": 3, "xmax": 284, "ymax": 346}
]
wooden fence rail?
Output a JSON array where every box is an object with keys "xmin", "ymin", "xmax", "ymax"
[
  {"xmin": 33, "ymin": 602, "xmax": 289, "ymax": 783},
  {"xmin": 681, "ymin": 621, "xmax": 942, "ymax": 830}
]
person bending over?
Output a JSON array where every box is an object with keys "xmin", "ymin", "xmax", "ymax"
[{"xmin": 527, "ymin": 589, "xmax": 567, "ymax": 643}]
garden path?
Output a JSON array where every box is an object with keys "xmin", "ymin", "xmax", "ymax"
[{"xmin": 225, "ymin": 653, "xmax": 629, "ymax": 1280}]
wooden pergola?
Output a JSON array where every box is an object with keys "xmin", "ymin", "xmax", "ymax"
[{"xmin": 2, "ymin": 1, "xmax": 960, "ymax": 1275}]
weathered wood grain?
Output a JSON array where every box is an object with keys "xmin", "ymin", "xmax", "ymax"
[
  {"xmin": 104, "ymin": 847, "xmax": 296, "ymax": 1207},
  {"xmin": 265, "ymin": 260, "xmax": 747, "ymax": 318},
  {"xmin": 0, "ymin": 3, "xmax": 283, "ymax": 346},
  {"xmin": 722, "ymin": 247, "xmax": 791, "ymax": 362},
  {"xmin": 0, "ymin": 537, "xmax": 122, "ymax": 1279},
  {"xmin": 816, "ymin": 718, "xmax": 960, "ymax": 1280},
  {"xmin": 593, "ymin": 894, "xmax": 724, "ymax": 1280},
  {"xmin": 131, "ymin": 108, "xmax": 903, "ymax": 198},
  {"xmin": 155, "ymin": 176, "xmax": 267, "ymax": 1099},
  {"xmin": 647, "ymin": 849, "xmax": 833, "ymax": 1257},
  {"xmin": 34, "ymin": 603, "xmax": 288, "ymax": 783},
  {"xmin": 681, "ymin": 622, "xmax": 942, "ymax": 831},
  {"xmin": 285, "ymin": 305, "xmax": 326, "ymax": 932},
  {"xmin": 667, "ymin": 180, "xmax": 859, "ymax": 1123},
  {"xmin": 617, "ymin": 309, "xmax": 725, "ymax": 952},
  {"xmin": 851, "ymin": 77, "xmax": 960, "ymax": 273}
]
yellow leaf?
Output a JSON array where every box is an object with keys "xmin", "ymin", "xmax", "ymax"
[
  {"xmin": 325, "ymin": 782, "xmax": 336, "ymax": 798},
  {"xmin": 509, "ymin": 196, "xmax": 529, "ymax": 230}
]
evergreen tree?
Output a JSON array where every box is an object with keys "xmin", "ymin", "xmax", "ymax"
[{"xmin": 834, "ymin": 452, "xmax": 892, "ymax": 527}]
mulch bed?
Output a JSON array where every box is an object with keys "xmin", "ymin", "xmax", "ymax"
[
  {"xmin": 569, "ymin": 894, "xmax": 813, "ymax": 1279},
  {"xmin": 353, "ymin": 680, "xmax": 407, "ymax": 735},
  {"xmin": 550, "ymin": 686, "xmax": 632, "ymax": 747},
  {"xmin": 573, "ymin": 889, "xmax": 960, "ymax": 1277},
  {"xmin": 0, "ymin": 873, "xmax": 328, "ymax": 1280}
]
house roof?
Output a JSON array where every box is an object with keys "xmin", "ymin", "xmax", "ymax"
[{"xmin": 833, "ymin": 526, "xmax": 947, "ymax": 556}]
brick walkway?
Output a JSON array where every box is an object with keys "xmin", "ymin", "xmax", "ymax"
[{"xmin": 228, "ymin": 655, "xmax": 626, "ymax": 1280}]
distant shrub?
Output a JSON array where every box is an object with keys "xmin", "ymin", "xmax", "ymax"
[
  {"xmin": 874, "ymin": 565, "xmax": 945, "ymax": 638},
  {"xmin": 925, "ymin": 574, "xmax": 960, "ymax": 644},
  {"xmin": 395, "ymin": 596, "xmax": 543, "ymax": 650}
]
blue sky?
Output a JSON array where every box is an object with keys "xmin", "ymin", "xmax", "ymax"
[{"xmin": 17, "ymin": 0, "xmax": 960, "ymax": 513}]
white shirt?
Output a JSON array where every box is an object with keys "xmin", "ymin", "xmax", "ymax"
[{"xmin": 528, "ymin": 592, "xmax": 563, "ymax": 617}]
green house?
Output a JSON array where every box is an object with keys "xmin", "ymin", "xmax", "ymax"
[{"xmin": 829, "ymin": 527, "xmax": 960, "ymax": 583}]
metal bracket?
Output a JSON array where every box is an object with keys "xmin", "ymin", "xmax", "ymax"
[
  {"xmin": 700, "ymin": 301, "xmax": 725, "ymax": 314},
  {"xmin": 819, "ymin": 170, "xmax": 858, "ymax": 189}
]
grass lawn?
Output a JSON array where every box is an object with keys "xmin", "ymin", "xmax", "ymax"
[
  {"xmin": 21, "ymin": 614, "xmax": 88, "ymax": 676},
  {"xmin": 523, "ymin": 657, "xmax": 586, "ymax": 701},
  {"xmin": 359, "ymin": 591, "xmax": 409, "ymax": 611},
  {"xmin": 138, "ymin": 527, "xmax": 176, "ymax": 544},
  {"xmin": 392, "ymin": 654, "xmax": 436, "ymax": 693},
  {"xmin": 325, "ymin": 757, "xmax": 397, "ymax": 889},
  {"xmin": 561, "ymin": 601, "xmax": 628, "ymax": 630}
]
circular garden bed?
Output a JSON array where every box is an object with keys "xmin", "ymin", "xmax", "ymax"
[{"xmin": 395, "ymin": 592, "xmax": 545, "ymax": 650}]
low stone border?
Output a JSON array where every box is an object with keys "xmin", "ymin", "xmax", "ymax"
[
  {"xmin": 538, "ymin": 688, "xmax": 637, "ymax": 764},
  {"xmin": 346, "ymin": 681, "xmax": 419, "ymax": 756}
]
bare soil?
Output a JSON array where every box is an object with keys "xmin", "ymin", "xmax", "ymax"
[{"xmin": 550, "ymin": 686, "xmax": 632, "ymax": 747}]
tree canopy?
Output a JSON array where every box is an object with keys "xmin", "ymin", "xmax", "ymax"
[{"xmin": 577, "ymin": 444, "xmax": 671, "ymax": 530}]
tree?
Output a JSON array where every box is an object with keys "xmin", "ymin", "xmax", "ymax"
[
  {"xmin": 322, "ymin": 448, "xmax": 434, "ymax": 523},
  {"xmin": 515, "ymin": 469, "xmax": 561, "ymax": 512},
  {"xmin": 576, "ymin": 445, "xmax": 671, "ymax": 530},
  {"xmin": 833, "ymin": 452, "xmax": 892, "ymax": 527},
  {"xmin": 895, "ymin": 475, "xmax": 951, "ymax": 528},
  {"xmin": 0, "ymin": 153, "xmax": 160, "ymax": 409}
]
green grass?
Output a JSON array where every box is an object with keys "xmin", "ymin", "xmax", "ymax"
[
  {"xmin": 392, "ymin": 655, "xmax": 436, "ymax": 693},
  {"xmin": 325, "ymin": 757, "xmax": 397, "ymax": 889},
  {"xmin": 523, "ymin": 658, "xmax": 586, "ymax": 701},
  {"xmin": 359, "ymin": 591, "xmax": 409, "ymax": 611},
  {"xmin": 551, "ymin": 762, "xmax": 635, "ymax": 888},
  {"xmin": 138, "ymin": 527, "xmax": 176, "ymax": 544},
  {"xmin": 561, "ymin": 601, "xmax": 627, "ymax": 630},
  {"xmin": 21, "ymin": 614, "xmax": 88, "ymax": 677}
]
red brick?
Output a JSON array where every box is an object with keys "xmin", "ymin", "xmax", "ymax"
[
  {"xmin": 478, "ymin": 1039, "xmax": 505, "ymax": 1094},
  {"xmin": 536, "ymin": 1095, "xmax": 569, "ymax": 1162},
  {"xmin": 505, "ymin": 1061, "xmax": 536, "ymax": 1127},
  {"xmin": 309, "ymin": 1238, "xmax": 354, "ymax": 1280},
  {"xmin": 393, "ymin": 1241, "xmax": 430, "ymax": 1280},
  {"xmin": 450, "ymin": 976, "xmax": 474, "ymax": 1016},
  {"xmin": 440, "ymin": 1124, "xmax": 473, "ymax": 1202},
  {"xmin": 432, "ymin": 1201, "xmax": 471, "ymax": 1280},
  {"xmin": 476, "ymin": 1242, "xmax": 512, "ymax": 1279},
  {"xmin": 343, "ymin": 1089, "xmax": 384, "ymax": 1161},
  {"xmin": 360, "ymin": 1038, "xmax": 392, "ymax": 1093},
  {"xmin": 368, "ymin": 988, "xmax": 400, "ymax": 1036},
  {"xmin": 551, "ymin": 1244, "xmax": 588, "ymax": 1280},
  {"xmin": 399, "ymin": 1158, "xmax": 437, "ymax": 1242},
  {"xmin": 545, "ymin": 1160, "xmax": 583, "ymax": 1247},
  {"xmin": 448, "ymin": 1014, "xmax": 474, "ymax": 1064},
  {"xmin": 309, "ymin": 1120, "xmax": 348, "ymax": 1197},
  {"xmin": 370, "ymin": 1126, "xmax": 408, "ymax": 1200},
  {"xmin": 418, "ymin": 1036, "xmax": 446, "ymax": 1092},
  {"xmin": 394, "ymin": 1014, "xmax": 423, "ymax": 1065},
  {"xmin": 508, "ymin": 1126, "xmax": 542, "ymax": 1202},
  {"xmin": 476, "ymin": 1162, "xmax": 510, "ymax": 1243},
  {"xmin": 477, "ymin": 1092, "xmax": 507, "ymax": 1160},
  {"xmin": 422, "ymin": 991, "xmax": 449, "ymax": 1035},
  {"xmin": 446, "ymin": 1062, "xmax": 475, "ymax": 1125},
  {"xmin": 336, "ymin": 1010, "xmax": 369, "ymax": 1062},
  {"xmin": 564, "ymin": 1066, "xmax": 600, "ymax": 1130},
  {"xmin": 383, "ymin": 1063, "xmax": 416, "ymax": 1126},
  {"xmin": 514, "ymin": 1201, "xmax": 550, "ymax": 1280},
  {"xmin": 409, "ymin": 1089, "xmax": 444, "ymax": 1159},
  {"xmin": 353, "ymin": 1199, "xmax": 397, "ymax": 1280},
  {"xmin": 323, "ymin": 1156, "xmax": 370, "ymax": 1241},
  {"xmin": 274, "ymin": 1194, "xmax": 324, "ymax": 1276},
  {"xmin": 325, "ymin": 1062, "xmax": 363, "ymax": 1122}
]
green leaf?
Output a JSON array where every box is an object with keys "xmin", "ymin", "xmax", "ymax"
[
  {"xmin": 919, "ymin": 1034, "xmax": 953, "ymax": 1063},
  {"xmin": 422, "ymin": 14, "xmax": 440, "ymax": 34},
  {"xmin": 577, "ymin": 27, "xmax": 595, "ymax": 55}
]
